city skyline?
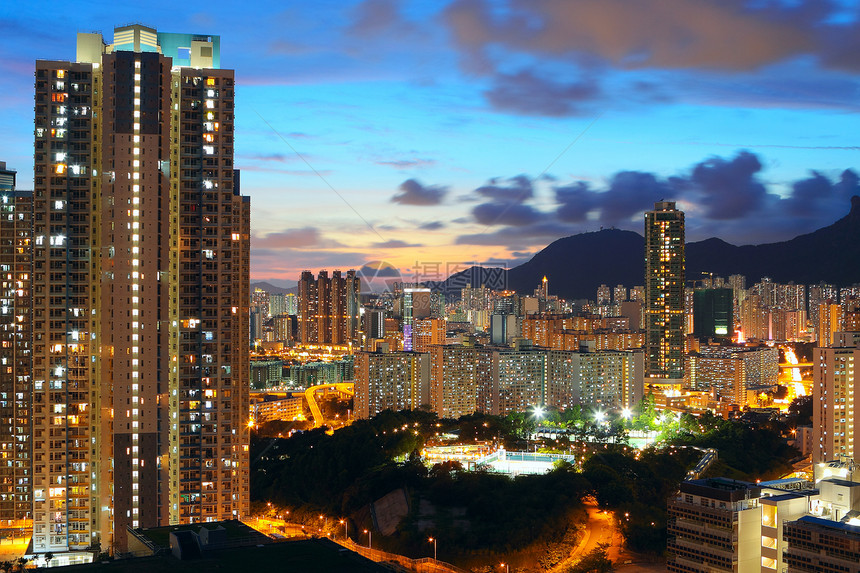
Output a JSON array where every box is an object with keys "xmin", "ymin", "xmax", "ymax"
[{"xmin": 2, "ymin": 1, "xmax": 860, "ymax": 285}]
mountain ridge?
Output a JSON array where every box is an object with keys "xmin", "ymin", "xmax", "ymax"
[{"xmin": 436, "ymin": 197, "xmax": 860, "ymax": 300}]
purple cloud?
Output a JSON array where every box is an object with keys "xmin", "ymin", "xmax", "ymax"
[{"xmin": 391, "ymin": 179, "xmax": 449, "ymax": 206}]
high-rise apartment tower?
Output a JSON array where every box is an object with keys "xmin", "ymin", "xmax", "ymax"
[
  {"xmin": 32, "ymin": 25, "xmax": 250, "ymax": 556},
  {"xmin": 0, "ymin": 163, "xmax": 33, "ymax": 525},
  {"xmin": 644, "ymin": 201, "xmax": 685, "ymax": 379},
  {"xmin": 297, "ymin": 270, "xmax": 360, "ymax": 346}
]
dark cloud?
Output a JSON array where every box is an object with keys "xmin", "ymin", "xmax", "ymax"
[
  {"xmin": 418, "ymin": 221, "xmax": 446, "ymax": 231},
  {"xmin": 555, "ymin": 181, "xmax": 596, "ymax": 223},
  {"xmin": 601, "ymin": 171, "xmax": 673, "ymax": 224},
  {"xmin": 371, "ymin": 239, "xmax": 422, "ymax": 248},
  {"xmin": 453, "ymin": 150, "xmax": 860, "ymax": 250},
  {"xmin": 456, "ymin": 222, "xmax": 577, "ymax": 246},
  {"xmin": 814, "ymin": 17, "xmax": 860, "ymax": 71},
  {"xmin": 253, "ymin": 227, "xmax": 345, "ymax": 249},
  {"xmin": 475, "ymin": 175, "xmax": 534, "ymax": 202},
  {"xmin": 556, "ymin": 172, "xmax": 672, "ymax": 226},
  {"xmin": 836, "ymin": 169, "xmax": 860, "ymax": 197},
  {"xmin": 472, "ymin": 202, "xmax": 546, "ymax": 227},
  {"xmin": 784, "ymin": 171, "xmax": 833, "ymax": 218},
  {"xmin": 391, "ymin": 179, "xmax": 448, "ymax": 206},
  {"xmin": 782, "ymin": 168, "xmax": 860, "ymax": 220},
  {"xmin": 484, "ymin": 70, "xmax": 600, "ymax": 116},
  {"xmin": 690, "ymin": 150, "xmax": 770, "ymax": 220}
]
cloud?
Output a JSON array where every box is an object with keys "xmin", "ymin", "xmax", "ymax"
[
  {"xmin": 450, "ymin": 149, "xmax": 860, "ymax": 250},
  {"xmin": 782, "ymin": 168, "xmax": 860, "ymax": 220},
  {"xmin": 253, "ymin": 227, "xmax": 345, "ymax": 249},
  {"xmin": 602, "ymin": 171, "xmax": 674, "ymax": 224},
  {"xmin": 475, "ymin": 174, "xmax": 534, "ymax": 202},
  {"xmin": 251, "ymin": 249, "xmax": 365, "ymax": 281},
  {"xmin": 418, "ymin": 221, "xmax": 446, "ymax": 230},
  {"xmin": 837, "ymin": 169, "xmax": 860, "ymax": 197},
  {"xmin": 391, "ymin": 178, "xmax": 448, "ymax": 205},
  {"xmin": 358, "ymin": 262, "xmax": 402, "ymax": 278},
  {"xmin": 444, "ymin": 0, "xmax": 813, "ymax": 72},
  {"xmin": 689, "ymin": 150, "xmax": 770, "ymax": 220},
  {"xmin": 456, "ymin": 222, "xmax": 577, "ymax": 246},
  {"xmin": 346, "ymin": 0, "xmax": 414, "ymax": 38},
  {"xmin": 784, "ymin": 171, "xmax": 834, "ymax": 218},
  {"xmin": 371, "ymin": 239, "xmax": 422, "ymax": 248},
  {"xmin": 441, "ymin": 0, "xmax": 860, "ymax": 117},
  {"xmin": 376, "ymin": 158, "xmax": 438, "ymax": 169},
  {"xmin": 555, "ymin": 181, "xmax": 596, "ymax": 223},
  {"xmin": 472, "ymin": 202, "xmax": 546, "ymax": 227},
  {"xmin": 484, "ymin": 70, "xmax": 600, "ymax": 116}
]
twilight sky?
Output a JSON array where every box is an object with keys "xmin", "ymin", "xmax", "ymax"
[{"xmin": 1, "ymin": 0, "xmax": 859, "ymax": 286}]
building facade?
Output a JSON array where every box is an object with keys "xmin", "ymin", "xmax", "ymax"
[
  {"xmin": 297, "ymin": 269, "xmax": 360, "ymax": 346},
  {"xmin": 693, "ymin": 288, "xmax": 733, "ymax": 339},
  {"xmin": 667, "ymin": 478, "xmax": 763, "ymax": 573},
  {"xmin": 644, "ymin": 201, "xmax": 685, "ymax": 379},
  {"xmin": 354, "ymin": 349, "xmax": 430, "ymax": 419},
  {"xmin": 31, "ymin": 25, "xmax": 250, "ymax": 555},
  {"xmin": 0, "ymin": 163, "xmax": 33, "ymax": 524},
  {"xmin": 813, "ymin": 346, "xmax": 860, "ymax": 466}
]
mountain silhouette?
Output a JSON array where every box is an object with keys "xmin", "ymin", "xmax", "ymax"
[{"xmin": 436, "ymin": 197, "xmax": 860, "ymax": 300}]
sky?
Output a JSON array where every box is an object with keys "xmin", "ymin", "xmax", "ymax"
[{"xmin": 1, "ymin": 0, "xmax": 859, "ymax": 287}]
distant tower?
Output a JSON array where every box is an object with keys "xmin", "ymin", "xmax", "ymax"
[
  {"xmin": 539, "ymin": 276, "xmax": 548, "ymax": 300},
  {"xmin": 645, "ymin": 201, "xmax": 685, "ymax": 379}
]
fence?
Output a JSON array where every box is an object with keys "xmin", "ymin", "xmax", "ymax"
[{"xmin": 337, "ymin": 537, "xmax": 471, "ymax": 573}]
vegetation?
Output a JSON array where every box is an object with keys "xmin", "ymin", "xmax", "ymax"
[
  {"xmin": 567, "ymin": 544, "xmax": 613, "ymax": 573},
  {"xmin": 251, "ymin": 403, "xmax": 801, "ymax": 567}
]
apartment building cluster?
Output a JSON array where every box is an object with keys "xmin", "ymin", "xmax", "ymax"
[{"xmin": 354, "ymin": 339, "xmax": 643, "ymax": 420}]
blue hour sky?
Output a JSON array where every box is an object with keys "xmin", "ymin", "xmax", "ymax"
[{"xmin": 1, "ymin": 0, "xmax": 859, "ymax": 286}]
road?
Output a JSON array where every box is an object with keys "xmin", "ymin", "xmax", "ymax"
[
  {"xmin": 304, "ymin": 382, "xmax": 354, "ymax": 428},
  {"xmin": 548, "ymin": 500, "xmax": 617, "ymax": 573}
]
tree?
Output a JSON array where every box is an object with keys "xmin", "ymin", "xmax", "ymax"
[
  {"xmin": 567, "ymin": 543, "xmax": 613, "ymax": 573},
  {"xmin": 44, "ymin": 553, "xmax": 54, "ymax": 568},
  {"xmin": 789, "ymin": 395, "xmax": 813, "ymax": 426}
]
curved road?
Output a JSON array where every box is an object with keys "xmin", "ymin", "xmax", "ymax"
[
  {"xmin": 304, "ymin": 382, "xmax": 354, "ymax": 428},
  {"xmin": 548, "ymin": 500, "xmax": 619, "ymax": 573}
]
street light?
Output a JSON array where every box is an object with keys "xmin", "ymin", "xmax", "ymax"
[
  {"xmin": 428, "ymin": 537, "xmax": 437, "ymax": 561},
  {"xmin": 500, "ymin": 563, "xmax": 509, "ymax": 573},
  {"xmin": 364, "ymin": 529, "xmax": 372, "ymax": 551},
  {"xmin": 340, "ymin": 519, "xmax": 347, "ymax": 540}
]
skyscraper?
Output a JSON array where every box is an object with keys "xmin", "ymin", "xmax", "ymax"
[
  {"xmin": 644, "ymin": 201, "xmax": 685, "ymax": 379},
  {"xmin": 297, "ymin": 270, "xmax": 360, "ymax": 346},
  {"xmin": 0, "ymin": 163, "xmax": 32, "ymax": 525},
  {"xmin": 31, "ymin": 25, "xmax": 250, "ymax": 556}
]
